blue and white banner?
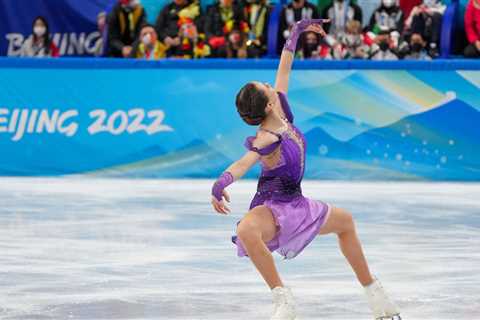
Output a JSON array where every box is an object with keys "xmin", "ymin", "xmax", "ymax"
[
  {"xmin": 0, "ymin": 58, "xmax": 479, "ymax": 180},
  {"xmin": 0, "ymin": 0, "xmax": 114, "ymax": 57}
]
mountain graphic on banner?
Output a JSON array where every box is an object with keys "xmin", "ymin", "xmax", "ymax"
[
  {"xmin": 301, "ymin": 112, "xmax": 372, "ymax": 141},
  {"xmin": 94, "ymin": 139, "xmax": 232, "ymax": 178},
  {"xmin": 302, "ymin": 99, "xmax": 480, "ymax": 180},
  {"xmin": 348, "ymin": 99, "xmax": 480, "ymax": 179}
]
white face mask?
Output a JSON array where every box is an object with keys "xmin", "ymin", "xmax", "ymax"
[
  {"xmin": 34, "ymin": 26, "xmax": 46, "ymax": 37},
  {"xmin": 423, "ymin": 0, "xmax": 436, "ymax": 6},
  {"xmin": 382, "ymin": 0, "xmax": 395, "ymax": 7},
  {"xmin": 345, "ymin": 34, "xmax": 361, "ymax": 46},
  {"xmin": 142, "ymin": 33, "xmax": 152, "ymax": 46}
]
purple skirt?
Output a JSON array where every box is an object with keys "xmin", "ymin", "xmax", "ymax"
[{"xmin": 233, "ymin": 196, "xmax": 331, "ymax": 259}]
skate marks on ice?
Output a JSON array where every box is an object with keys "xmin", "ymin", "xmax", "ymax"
[{"xmin": 0, "ymin": 178, "xmax": 478, "ymax": 319}]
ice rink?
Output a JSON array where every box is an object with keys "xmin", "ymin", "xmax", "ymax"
[{"xmin": 1, "ymin": 178, "xmax": 479, "ymax": 320}]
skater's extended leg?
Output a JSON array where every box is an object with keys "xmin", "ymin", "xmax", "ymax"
[
  {"xmin": 318, "ymin": 206, "xmax": 374, "ymax": 286},
  {"xmin": 236, "ymin": 205, "xmax": 283, "ymax": 289},
  {"xmin": 319, "ymin": 206, "xmax": 401, "ymax": 319}
]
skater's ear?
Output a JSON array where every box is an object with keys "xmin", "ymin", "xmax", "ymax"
[{"xmin": 265, "ymin": 102, "xmax": 275, "ymax": 113}]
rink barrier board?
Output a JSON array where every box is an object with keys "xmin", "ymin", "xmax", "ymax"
[{"xmin": 0, "ymin": 58, "xmax": 479, "ymax": 180}]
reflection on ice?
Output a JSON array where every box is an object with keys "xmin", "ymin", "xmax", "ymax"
[{"xmin": 0, "ymin": 178, "xmax": 478, "ymax": 319}]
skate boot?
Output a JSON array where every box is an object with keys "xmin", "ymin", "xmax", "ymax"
[
  {"xmin": 364, "ymin": 277, "xmax": 401, "ymax": 320},
  {"xmin": 271, "ymin": 286, "xmax": 297, "ymax": 320}
]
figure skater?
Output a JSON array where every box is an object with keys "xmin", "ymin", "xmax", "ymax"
[{"xmin": 210, "ymin": 18, "xmax": 401, "ymax": 320}]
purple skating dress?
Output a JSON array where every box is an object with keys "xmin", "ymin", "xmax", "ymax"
[{"xmin": 232, "ymin": 91, "xmax": 332, "ymax": 260}]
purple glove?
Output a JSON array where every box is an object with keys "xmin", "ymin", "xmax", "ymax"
[
  {"xmin": 283, "ymin": 19, "xmax": 328, "ymax": 53},
  {"xmin": 212, "ymin": 171, "xmax": 234, "ymax": 201}
]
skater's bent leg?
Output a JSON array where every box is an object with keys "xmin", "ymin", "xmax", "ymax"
[
  {"xmin": 237, "ymin": 205, "xmax": 283, "ymax": 289},
  {"xmin": 319, "ymin": 207, "xmax": 374, "ymax": 287}
]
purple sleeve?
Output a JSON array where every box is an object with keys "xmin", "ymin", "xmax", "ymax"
[
  {"xmin": 277, "ymin": 92, "xmax": 294, "ymax": 123},
  {"xmin": 244, "ymin": 136, "xmax": 281, "ymax": 156},
  {"xmin": 211, "ymin": 171, "xmax": 234, "ymax": 201}
]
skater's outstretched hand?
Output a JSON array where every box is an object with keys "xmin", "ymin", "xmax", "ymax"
[
  {"xmin": 211, "ymin": 190, "xmax": 230, "ymax": 215},
  {"xmin": 275, "ymin": 18, "xmax": 329, "ymax": 94},
  {"xmin": 303, "ymin": 21, "xmax": 328, "ymax": 37}
]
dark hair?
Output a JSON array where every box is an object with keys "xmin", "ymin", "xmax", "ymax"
[
  {"xmin": 32, "ymin": 16, "xmax": 52, "ymax": 51},
  {"xmin": 235, "ymin": 83, "xmax": 269, "ymax": 125},
  {"xmin": 140, "ymin": 23, "xmax": 156, "ymax": 32}
]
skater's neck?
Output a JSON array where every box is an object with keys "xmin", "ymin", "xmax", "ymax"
[{"xmin": 260, "ymin": 111, "xmax": 287, "ymax": 133}]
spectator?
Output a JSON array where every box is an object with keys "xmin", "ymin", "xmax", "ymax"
[
  {"xmin": 244, "ymin": 0, "xmax": 271, "ymax": 57},
  {"xmin": 93, "ymin": 11, "xmax": 107, "ymax": 57},
  {"xmin": 404, "ymin": 0, "xmax": 445, "ymax": 57},
  {"xmin": 277, "ymin": 0, "xmax": 320, "ymax": 54},
  {"xmin": 404, "ymin": 32, "xmax": 431, "ymax": 59},
  {"xmin": 464, "ymin": 0, "xmax": 480, "ymax": 58},
  {"xmin": 107, "ymin": 0, "xmax": 147, "ymax": 57},
  {"xmin": 20, "ymin": 16, "xmax": 59, "ymax": 58},
  {"xmin": 227, "ymin": 25, "xmax": 249, "ymax": 58},
  {"xmin": 298, "ymin": 31, "xmax": 322, "ymax": 58},
  {"xmin": 367, "ymin": 0, "xmax": 404, "ymax": 34},
  {"xmin": 204, "ymin": 0, "xmax": 246, "ymax": 57},
  {"xmin": 337, "ymin": 20, "xmax": 371, "ymax": 59},
  {"xmin": 174, "ymin": 21, "xmax": 211, "ymax": 58},
  {"xmin": 370, "ymin": 29, "xmax": 399, "ymax": 59},
  {"xmin": 322, "ymin": 0, "xmax": 362, "ymax": 39},
  {"xmin": 130, "ymin": 24, "xmax": 169, "ymax": 59},
  {"xmin": 155, "ymin": 0, "xmax": 201, "ymax": 57}
]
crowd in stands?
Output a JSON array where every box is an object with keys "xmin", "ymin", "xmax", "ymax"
[{"xmin": 18, "ymin": 0, "xmax": 480, "ymax": 60}]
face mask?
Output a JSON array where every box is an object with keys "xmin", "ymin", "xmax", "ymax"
[
  {"xmin": 379, "ymin": 41, "xmax": 389, "ymax": 51},
  {"xmin": 303, "ymin": 43, "xmax": 317, "ymax": 57},
  {"xmin": 423, "ymin": 0, "xmax": 436, "ymax": 6},
  {"xmin": 33, "ymin": 26, "xmax": 46, "ymax": 37},
  {"xmin": 142, "ymin": 33, "xmax": 152, "ymax": 46},
  {"xmin": 382, "ymin": 0, "xmax": 395, "ymax": 7},
  {"xmin": 346, "ymin": 34, "xmax": 361, "ymax": 47},
  {"xmin": 411, "ymin": 42, "xmax": 423, "ymax": 52},
  {"xmin": 129, "ymin": 0, "xmax": 140, "ymax": 7}
]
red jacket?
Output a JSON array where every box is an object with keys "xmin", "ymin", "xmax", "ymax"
[{"xmin": 465, "ymin": 0, "xmax": 480, "ymax": 44}]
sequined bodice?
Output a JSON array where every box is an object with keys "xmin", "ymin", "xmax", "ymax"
[{"xmin": 244, "ymin": 92, "xmax": 306, "ymax": 209}]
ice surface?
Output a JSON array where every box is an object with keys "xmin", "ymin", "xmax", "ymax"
[{"xmin": 0, "ymin": 178, "xmax": 479, "ymax": 319}]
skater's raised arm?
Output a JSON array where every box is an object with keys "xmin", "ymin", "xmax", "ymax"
[{"xmin": 274, "ymin": 19, "xmax": 328, "ymax": 94}]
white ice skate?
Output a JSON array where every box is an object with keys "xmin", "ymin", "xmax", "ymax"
[
  {"xmin": 271, "ymin": 286, "xmax": 297, "ymax": 320},
  {"xmin": 364, "ymin": 277, "xmax": 401, "ymax": 320}
]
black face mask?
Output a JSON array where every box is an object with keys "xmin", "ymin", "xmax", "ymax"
[
  {"xmin": 411, "ymin": 42, "xmax": 423, "ymax": 53},
  {"xmin": 304, "ymin": 43, "xmax": 318, "ymax": 57},
  {"xmin": 379, "ymin": 41, "xmax": 389, "ymax": 51}
]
